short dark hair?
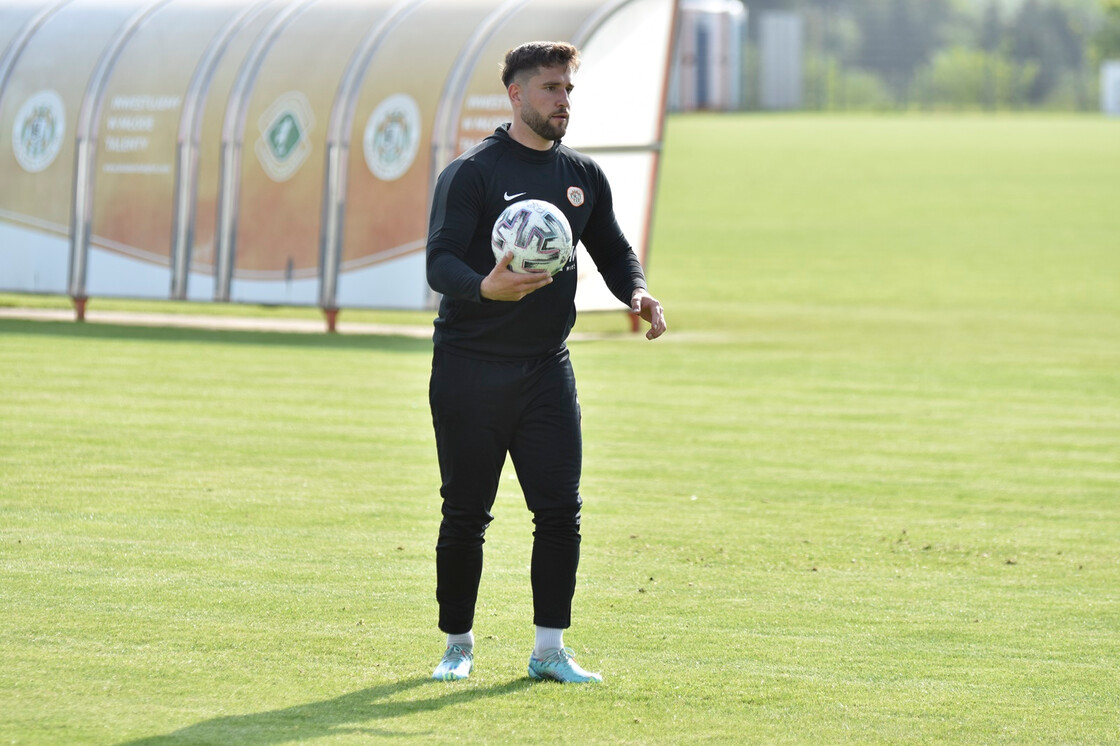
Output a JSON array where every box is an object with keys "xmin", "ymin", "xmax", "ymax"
[{"xmin": 501, "ymin": 41, "xmax": 580, "ymax": 88}]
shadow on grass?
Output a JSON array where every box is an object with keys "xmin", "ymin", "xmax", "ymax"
[
  {"xmin": 118, "ymin": 676, "xmax": 534, "ymax": 743},
  {"xmin": 0, "ymin": 319, "xmax": 432, "ymax": 354}
]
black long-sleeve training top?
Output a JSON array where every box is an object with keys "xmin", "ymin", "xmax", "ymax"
[{"xmin": 426, "ymin": 124, "xmax": 647, "ymax": 360}]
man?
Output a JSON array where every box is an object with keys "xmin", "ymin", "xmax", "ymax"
[{"xmin": 425, "ymin": 40, "xmax": 667, "ymax": 684}]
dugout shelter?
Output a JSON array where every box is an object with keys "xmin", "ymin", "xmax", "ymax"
[{"xmin": 0, "ymin": 0, "xmax": 678, "ymax": 326}]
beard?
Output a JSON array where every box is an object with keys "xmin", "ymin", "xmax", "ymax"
[{"xmin": 520, "ymin": 105, "xmax": 567, "ymax": 142}]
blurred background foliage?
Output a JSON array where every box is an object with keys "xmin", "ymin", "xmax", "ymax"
[{"xmin": 740, "ymin": 0, "xmax": 1120, "ymax": 110}]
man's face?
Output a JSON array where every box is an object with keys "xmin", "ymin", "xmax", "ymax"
[{"xmin": 516, "ymin": 64, "xmax": 573, "ymax": 143}]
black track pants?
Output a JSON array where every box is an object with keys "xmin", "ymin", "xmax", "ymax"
[{"xmin": 429, "ymin": 346, "xmax": 583, "ymax": 634}]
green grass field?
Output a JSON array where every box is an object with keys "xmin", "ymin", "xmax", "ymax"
[{"xmin": 2, "ymin": 114, "xmax": 1119, "ymax": 744}]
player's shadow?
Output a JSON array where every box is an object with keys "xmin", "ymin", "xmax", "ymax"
[{"xmin": 118, "ymin": 676, "xmax": 533, "ymax": 744}]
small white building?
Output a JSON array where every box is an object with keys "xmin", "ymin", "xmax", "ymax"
[
  {"xmin": 758, "ymin": 10, "xmax": 803, "ymax": 111},
  {"xmin": 670, "ymin": 0, "xmax": 747, "ymax": 111},
  {"xmin": 1102, "ymin": 61, "xmax": 1120, "ymax": 116}
]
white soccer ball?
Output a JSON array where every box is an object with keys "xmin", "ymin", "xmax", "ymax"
[{"xmin": 491, "ymin": 199, "xmax": 573, "ymax": 275}]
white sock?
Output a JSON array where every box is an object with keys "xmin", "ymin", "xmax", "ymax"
[
  {"xmin": 446, "ymin": 630, "xmax": 474, "ymax": 650},
  {"xmin": 533, "ymin": 626, "xmax": 564, "ymax": 658}
]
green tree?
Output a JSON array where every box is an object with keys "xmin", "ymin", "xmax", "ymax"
[
  {"xmin": 850, "ymin": 0, "xmax": 960, "ymax": 105},
  {"xmin": 1008, "ymin": 0, "xmax": 1086, "ymax": 104},
  {"xmin": 1095, "ymin": 0, "xmax": 1120, "ymax": 59},
  {"xmin": 928, "ymin": 44, "xmax": 1039, "ymax": 108},
  {"xmin": 979, "ymin": 1, "xmax": 1004, "ymax": 108}
]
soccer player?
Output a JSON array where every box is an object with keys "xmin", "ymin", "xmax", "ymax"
[{"xmin": 426, "ymin": 40, "xmax": 667, "ymax": 683}]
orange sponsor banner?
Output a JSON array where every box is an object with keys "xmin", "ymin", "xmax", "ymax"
[{"xmin": 0, "ymin": 0, "xmax": 677, "ymax": 310}]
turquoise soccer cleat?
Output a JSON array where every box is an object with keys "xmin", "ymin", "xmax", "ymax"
[
  {"xmin": 432, "ymin": 644, "xmax": 474, "ymax": 681},
  {"xmin": 527, "ymin": 647, "xmax": 602, "ymax": 683}
]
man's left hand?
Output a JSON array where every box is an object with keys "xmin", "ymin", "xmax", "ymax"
[{"xmin": 631, "ymin": 289, "xmax": 667, "ymax": 340}]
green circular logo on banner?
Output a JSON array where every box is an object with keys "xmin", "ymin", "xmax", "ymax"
[
  {"xmin": 363, "ymin": 94, "xmax": 421, "ymax": 181},
  {"xmin": 13, "ymin": 90, "xmax": 66, "ymax": 173}
]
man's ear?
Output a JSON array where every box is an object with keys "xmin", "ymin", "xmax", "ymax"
[{"xmin": 507, "ymin": 82, "xmax": 521, "ymax": 109}]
